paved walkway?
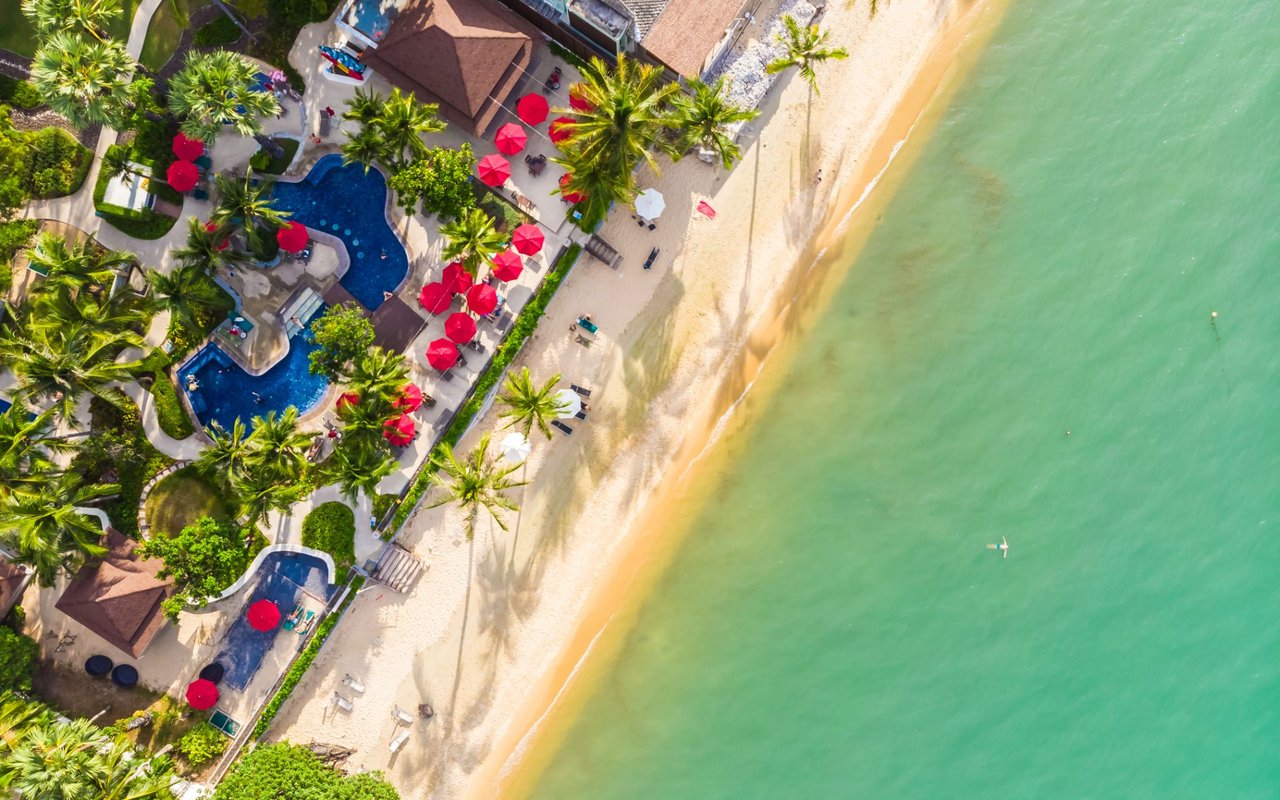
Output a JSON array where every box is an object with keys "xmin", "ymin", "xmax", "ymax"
[
  {"xmin": 263, "ymin": 484, "xmax": 385, "ymax": 562},
  {"xmin": 116, "ymin": 381, "xmax": 205, "ymax": 460}
]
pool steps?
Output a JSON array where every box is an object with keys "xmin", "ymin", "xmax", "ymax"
[{"xmin": 281, "ymin": 287, "xmax": 325, "ymax": 338}]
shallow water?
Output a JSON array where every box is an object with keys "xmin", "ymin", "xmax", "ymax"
[{"xmin": 522, "ymin": 0, "xmax": 1280, "ymax": 797}]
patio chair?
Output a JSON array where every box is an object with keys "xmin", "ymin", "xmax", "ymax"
[
  {"xmin": 551, "ymin": 420, "xmax": 573, "ymax": 436},
  {"xmin": 283, "ymin": 606, "xmax": 302, "ymax": 631},
  {"xmin": 333, "ymin": 693, "xmax": 353, "ymax": 712},
  {"xmin": 576, "ymin": 316, "xmax": 599, "ymax": 334},
  {"xmin": 393, "ymin": 707, "xmax": 415, "ymax": 725},
  {"xmin": 643, "ymin": 247, "xmax": 660, "ymax": 270},
  {"xmin": 318, "ymin": 113, "xmax": 331, "ymax": 138},
  {"xmin": 575, "ymin": 409, "xmax": 588, "ymax": 421},
  {"xmin": 570, "ymin": 384, "xmax": 591, "ymax": 397}
]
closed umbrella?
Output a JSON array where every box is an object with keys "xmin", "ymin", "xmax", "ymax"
[
  {"xmin": 172, "ymin": 132, "xmax": 205, "ymax": 161},
  {"xmin": 417, "ymin": 282, "xmax": 451, "ymax": 315},
  {"xmin": 476, "ymin": 154, "xmax": 511, "ymax": 187},
  {"xmin": 549, "ymin": 116, "xmax": 576, "ymax": 145},
  {"xmin": 426, "ymin": 338, "xmax": 459, "ymax": 370},
  {"xmin": 494, "ymin": 123, "xmax": 527, "ymax": 155},
  {"xmin": 393, "ymin": 384, "xmax": 423, "ymax": 413},
  {"xmin": 186, "ymin": 678, "xmax": 219, "ymax": 710},
  {"xmin": 466, "ymin": 283, "xmax": 497, "ymax": 316},
  {"xmin": 166, "ymin": 160, "xmax": 199, "ymax": 193},
  {"xmin": 635, "ymin": 188, "xmax": 665, "ymax": 220},
  {"xmin": 510, "ymin": 223, "xmax": 544, "ymax": 255},
  {"xmin": 247, "ymin": 599, "xmax": 281, "ymax": 631},
  {"xmin": 276, "ymin": 220, "xmax": 308, "ymax": 253},
  {"xmin": 445, "ymin": 311, "xmax": 477, "ymax": 343},
  {"xmin": 441, "ymin": 262, "xmax": 473, "ymax": 294},
  {"xmin": 383, "ymin": 413, "xmax": 415, "ymax": 446},
  {"xmin": 500, "ymin": 431, "xmax": 531, "ymax": 463},
  {"xmin": 490, "ymin": 250, "xmax": 523, "ymax": 282},
  {"xmin": 516, "ymin": 93, "xmax": 549, "ymax": 125},
  {"xmin": 554, "ymin": 388, "xmax": 582, "ymax": 419},
  {"xmin": 559, "ymin": 173, "xmax": 586, "ymax": 204}
]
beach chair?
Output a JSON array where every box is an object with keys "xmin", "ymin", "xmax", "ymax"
[
  {"xmin": 282, "ymin": 606, "xmax": 302, "ymax": 631},
  {"xmin": 643, "ymin": 247, "xmax": 660, "ymax": 270},
  {"xmin": 333, "ymin": 693, "xmax": 353, "ymax": 712},
  {"xmin": 343, "ymin": 674, "xmax": 366, "ymax": 693},
  {"xmin": 570, "ymin": 384, "xmax": 591, "ymax": 398},
  {"xmin": 389, "ymin": 729, "xmax": 410, "ymax": 752},
  {"xmin": 318, "ymin": 113, "xmax": 330, "ymax": 139},
  {"xmin": 551, "ymin": 420, "xmax": 573, "ymax": 436},
  {"xmin": 295, "ymin": 610, "xmax": 316, "ymax": 635},
  {"xmin": 576, "ymin": 316, "xmax": 599, "ymax": 334},
  {"xmin": 575, "ymin": 409, "xmax": 588, "ymax": 421},
  {"xmin": 393, "ymin": 707, "xmax": 415, "ymax": 725}
]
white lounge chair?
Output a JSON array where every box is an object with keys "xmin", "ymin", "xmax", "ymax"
[
  {"xmin": 343, "ymin": 674, "xmax": 366, "ymax": 693},
  {"xmin": 389, "ymin": 729, "xmax": 410, "ymax": 752},
  {"xmin": 392, "ymin": 707, "xmax": 414, "ymax": 725},
  {"xmin": 333, "ymin": 693, "xmax": 353, "ymax": 712}
]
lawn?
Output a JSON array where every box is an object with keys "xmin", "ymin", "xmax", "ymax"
[
  {"xmin": 144, "ymin": 465, "xmax": 231, "ymax": 537},
  {"xmin": 139, "ymin": 0, "xmax": 213, "ymax": 71},
  {"xmin": 0, "ymin": 0, "xmax": 141, "ymax": 58}
]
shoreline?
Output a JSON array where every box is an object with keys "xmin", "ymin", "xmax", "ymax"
[{"xmin": 480, "ymin": 0, "xmax": 1013, "ymax": 795}]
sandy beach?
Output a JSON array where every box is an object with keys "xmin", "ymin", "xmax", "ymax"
[{"xmin": 269, "ymin": 0, "xmax": 995, "ymax": 795}]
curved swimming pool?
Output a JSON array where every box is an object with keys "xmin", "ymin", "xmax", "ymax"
[{"xmin": 270, "ymin": 154, "xmax": 409, "ymax": 310}]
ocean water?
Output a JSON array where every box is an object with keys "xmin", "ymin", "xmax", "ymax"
[{"xmin": 522, "ymin": 0, "xmax": 1280, "ymax": 798}]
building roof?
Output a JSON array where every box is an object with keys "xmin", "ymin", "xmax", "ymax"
[
  {"xmin": 643, "ymin": 0, "xmax": 745, "ymax": 77},
  {"xmin": 371, "ymin": 295, "xmax": 428, "ymax": 352},
  {"xmin": 0, "ymin": 559, "xmax": 32, "ymax": 621},
  {"xmin": 54, "ymin": 529, "xmax": 174, "ymax": 659},
  {"xmin": 621, "ymin": 0, "xmax": 669, "ymax": 39},
  {"xmin": 361, "ymin": 0, "xmax": 540, "ymax": 135}
]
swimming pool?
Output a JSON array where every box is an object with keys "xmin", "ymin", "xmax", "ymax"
[
  {"xmin": 181, "ymin": 315, "xmax": 330, "ymax": 431},
  {"xmin": 271, "ymin": 155, "xmax": 408, "ymax": 310},
  {"xmin": 345, "ymin": 0, "xmax": 394, "ymax": 40}
]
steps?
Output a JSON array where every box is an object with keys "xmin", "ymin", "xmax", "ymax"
[
  {"xmin": 280, "ymin": 287, "xmax": 324, "ymax": 338},
  {"xmin": 370, "ymin": 545, "xmax": 423, "ymax": 594}
]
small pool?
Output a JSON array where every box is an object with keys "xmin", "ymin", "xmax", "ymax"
[
  {"xmin": 346, "ymin": 0, "xmax": 394, "ymax": 40},
  {"xmin": 271, "ymin": 155, "xmax": 408, "ymax": 310},
  {"xmin": 181, "ymin": 316, "xmax": 330, "ymax": 431}
]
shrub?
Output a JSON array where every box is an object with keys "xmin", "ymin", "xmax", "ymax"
[
  {"xmin": 0, "ymin": 220, "xmax": 37, "ymax": 275},
  {"xmin": 74, "ymin": 394, "xmax": 173, "ymax": 539},
  {"xmin": 213, "ymin": 739, "xmax": 396, "ymax": 799},
  {"xmin": 138, "ymin": 516, "xmax": 259, "ymax": 618},
  {"xmin": 372, "ymin": 492, "xmax": 397, "ymax": 523},
  {"xmin": 249, "ymin": 149, "xmax": 270, "ymax": 172},
  {"xmin": 301, "ymin": 502, "xmax": 355, "ymax": 571},
  {"xmin": 150, "ymin": 368, "xmax": 195, "ymax": 439},
  {"xmin": 0, "ymin": 75, "xmax": 43, "ymax": 110},
  {"xmin": 177, "ymin": 722, "xmax": 228, "ymax": 767},
  {"xmin": 307, "ymin": 302, "xmax": 374, "ymax": 379},
  {"xmin": 0, "ymin": 626, "xmax": 38, "ymax": 693},
  {"xmin": 193, "ymin": 13, "xmax": 243, "ymax": 46},
  {"xmin": 25, "ymin": 128, "xmax": 91, "ymax": 198}
]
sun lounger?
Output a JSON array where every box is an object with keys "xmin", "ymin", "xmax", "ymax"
[
  {"xmin": 575, "ymin": 409, "xmax": 587, "ymax": 421},
  {"xmin": 551, "ymin": 420, "xmax": 573, "ymax": 435},
  {"xmin": 439, "ymin": 369, "xmax": 453, "ymax": 382},
  {"xmin": 318, "ymin": 113, "xmax": 330, "ymax": 138},
  {"xmin": 333, "ymin": 693, "xmax": 353, "ymax": 712},
  {"xmin": 389, "ymin": 729, "xmax": 410, "ymax": 752},
  {"xmin": 343, "ymin": 674, "xmax": 366, "ymax": 693},
  {"xmin": 393, "ymin": 707, "xmax": 415, "ymax": 725},
  {"xmin": 295, "ymin": 610, "xmax": 316, "ymax": 635},
  {"xmin": 576, "ymin": 316, "xmax": 599, "ymax": 334},
  {"xmin": 643, "ymin": 247, "xmax": 660, "ymax": 270},
  {"xmin": 282, "ymin": 606, "xmax": 302, "ymax": 631},
  {"xmin": 570, "ymin": 384, "xmax": 591, "ymax": 398}
]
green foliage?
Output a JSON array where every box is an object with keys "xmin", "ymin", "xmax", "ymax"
[
  {"xmin": 340, "ymin": 86, "xmax": 446, "ymax": 174},
  {"xmin": 176, "ymin": 722, "xmax": 227, "ymax": 767},
  {"xmin": 252, "ymin": 136, "xmax": 299, "ymax": 174},
  {"xmin": 165, "ymin": 283, "xmax": 234, "ymax": 361},
  {"xmin": 0, "ymin": 626, "xmax": 38, "ymax": 692},
  {"xmin": 92, "ymin": 153, "xmax": 180, "ymax": 238},
  {"xmin": 0, "ymin": 219, "xmax": 38, "ymax": 263},
  {"xmin": 26, "ymin": 127, "xmax": 91, "ymax": 197},
  {"xmin": 547, "ymin": 40, "xmax": 589, "ymax": 72},
  {"xmin": 137, "ymin": 515, "xmax": 255, "ymax": 617},
  {"xmin": 72, "ymin": 395, "xmax": 173, "ymax": 540},
  {"xmin": 246, "ymin": 0, "xmax": 341, "ymax": 94},
  {"xmin": 301, "ymin": 501, "xmax": 355, "ymax": 571},
  {"xmin": 149, "ymin": 368, "xmax": 195, "ymax": 439},
  {"xmin": 388, "ymin": 244, "xmax": 582, "ymax": 531},
  {"xmin": 372, "ymin": 492, "xmax": 397, "ymax": 523},
  {"xmin": 193, "ymin": 12, "xmax": 242, "ymax": 46},
  {"xmin": 169, "ymin": 49, "xmax": 281, "ymax": 141},
  {"xmin": 387, "ymin": 144, "xmax": 476, "ymax": 219},
  {"xmin": 214, "ymin": 740, "xmax": 397, "ymax": 799},
  {"xmin": 765, "ymin": 14, "xmax": 850, "ymax": 95},
  {"xmin": 307, "ymin": 303, "xmax": 374, "ymax": 379},
  {"xmin": 250, "ymin": 576, "xmax": 363, "ymax": 740},
  {"xmin": 0, "ymin": 76, "xmax": 44, "ymax": 109}
]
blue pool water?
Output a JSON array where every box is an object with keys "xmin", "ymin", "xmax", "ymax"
[
  {"xmin": 271, "ymin": 155, "xmax": 408, "ymax": 310},
  {"xmin": 214, "ymin": 551, "xmax": 336, "ymax": 692},
  {"xmin": 181, "ymin": 317, "xmax": 330, "ymax": 431},
  {"xmin": 346, "ymin": 0, "xmax": 392, "ymax": 39}
]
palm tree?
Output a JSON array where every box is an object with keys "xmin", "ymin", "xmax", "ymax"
[
  {"xmin": 375, "ymin": 88, "xmax": 445, "ymax": 169},
  {"xmin": 336, "ymin": 391, "xmax": 397, "ymax": 450},
  {"xmin": 330, "ymin": 439, "xmax": 396, "ymax": 504},
  {"xmin": 554, "ymin": 155, "xmax": 633, "ymax": 227},
  {"xmin": 439, "ymin": 208, "xmax": 506, "ymax": 277},
  {"xmin": 342, "ymin": 86, "xmax": 385, "ymax": 126},
  {"xmin": 0, "ymin": 473, "xmax": 115, "ymax": 586},
  {"xmin": 344, "ymin": 347, "xmax": 409, "ymax": 400},
  {"xmin": 671, "ymin": 77, "xmax": 759, "ymax": 168},
  {"xmin": 30, "ymin": 32, "xmax": 135, "ymax": 129},
  {"xmin": 340, "ymin": 127, "xmax": 386, "ymax": 176},
  {"xmin": 146, "ymin": 264, "xmax": 228, "ymax": 330},
  {"xmin": 94, "ymin": 740, "xmax": 175, "ymax": 800},
  {"xmin": 211, "ymin": 170, "xmax": 290, "ymax": 258},
  {"xmin": 0, "ymin": 321, "xmax": 142, "ymax": 421},
  {"xmin": 247, "ymin": 406, "xmax": 312, "ymax": 480},
  {"xmin": 169, "ymin": 49, "xmax": 281, "ymax": 141},
  {"xmin": 25, "ymin": 233, "xmax": 131, "ymax": 299},
  {"xmin": 497, "ymin": 367, "xmax": 566, "ymax": 440},
  {"xmin": 196, "ymin": 418, "xmax": 251, "ymax": 492},
  {"xmin": 0, "ymin": 402, "xmax": 67, "ymax": 499},
  {"xmin": 171, "ymin": 216, "xmax": 248, "ymax": 275},
  {"xmin": 27, "ymin": 290, "xmax": 150, "ymax": 344},
  {"xmin": 427, "ymin": 434, "xmax": 526, "ymax": 540},
  {"xmin": 0, "ymin": 717, "xmax": 106, "ymax": 799},
  {"xmin": 236, "ymin": 469, "xmax": 302, "ymax": 526},
  {"xmin": 766, "ymin": 14, "xmax": 850, "ymax": 95},
  {"xmin": 101, "ymin": 147, "xmax": 146, "ymax": 185},
  {"xmin": 0, "ymin": 692, "xmax": 49, "ymax": 754},
  {"xmin": 20, "ymin": 0, "xmax": 121, "ymax": 38}
]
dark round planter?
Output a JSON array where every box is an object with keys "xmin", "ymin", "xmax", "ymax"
[
  {"xmin": 111, "ymin": 664, "xmax": 139, "ymax": 688},
  {"xmin": 84, "ymin": 655, "xmax": 114, "ymax": 677}
]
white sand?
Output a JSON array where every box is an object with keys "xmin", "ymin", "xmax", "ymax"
[{"xmin": 270, "ymin": 0, "xmax": 981, "ymax": 795}]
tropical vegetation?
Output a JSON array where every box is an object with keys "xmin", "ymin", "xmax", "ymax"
[
  {"xmin": 211, "ymin": 169, "xmax": 291, "ymax": 260},
  {"xmin": 212, "ymin": 742, "xmax": 398, "ymax": 800},
  {"xmin": 300, "ymin": 501, "xmax": 356, "ymax": 571},
  {"xmin": 386, "ymin": 143, "xmax": 478, "ymax": 219},
  {"xmin": 308, "ymin": 302, "xmax": 375, "ymax": 379},
  {"xmin": 175, "ymin": 722, "xmax": 227, "ymax": 768},
  {"xmin": 195, "ymin": 407, "xmax": 313, "ymax": 524},
  {"xmin": 341, "ymin": 87, "xmax": 445, "ymax": 173},
  {"xmin": 498, "ymin": 367, "xmax": 566, "ymax": 440},
  {"xmin": 0, "ymin": 109, "xmax": 93, "ymax": 218},
  {"xmin": 427, "ymin": 434, "xmax": 526, "ymax": 540},
  {"xmin": 671, "ymin": 77, "xmax": 760, "ymax": 168},
  {"xmin": 29, "ymin": 31, "xmax": 137, "ymax": 129},
  {"xmin": 0, "ymin": 628, "xmax": 37, "ymax": 693},
  {"xmin": 169, "ymin": 49, "xmax": 281, "ymax": 141},
  {"xmin": 137, "ymin": 515, "xmax": 262, "ymax": 617},
  {"xmin": 766, "ymin": 14, "xmax": 850, "ymax": 95},
  {"xmin": 439, "ymin": 207, "xmax": 506, "ymax": 277}
]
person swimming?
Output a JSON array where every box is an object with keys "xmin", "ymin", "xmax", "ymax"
[
  {"xmin": 252, "ymin": 391, "xmax": 264, "ymax": 404},
  {"xmin": 986, "ymin": 536, "xmax": 1010, "ymax": 559}
]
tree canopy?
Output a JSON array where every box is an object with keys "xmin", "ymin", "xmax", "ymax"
[
  {"xmin": 137, "ymin": 515, "xmax": 257, "ymax": 617},
  {"xmin": 0, "ymin": 628, "xmax": 38, "ymax": 694},
  {"xmin": 386, "ymin": 143, "xmax": 477, "ymax": 219},
  {"xmin": 308, "ymin": 303, "xmax": 375, "ymax": 379},
  {"xmin": 212, "ymin": 743, "xmax": 399, "ymax": 800}
]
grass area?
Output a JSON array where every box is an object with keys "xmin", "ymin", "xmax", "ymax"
[
  {"xmin": 300, "ymin": 501, "xmax": 355, "ymax": 571},
  {"xmin": 144, "ymin": 465, "xmax": 231, "ymax": 537},
  {"xmin": 192, "ymin": 11, "xmax": 243, "ymax": 46},
  {"xmin": 0, "ymin": 0, "xmax": 140, "ymax": 57},
  {"xmin": 72, "ymin": 395, "xmax": 172, "ymax": 540},
  {"xmin": 250, "ymin": 136, "xmax": 300, "ymax": 174},
  {"xmin": 149, "ymin": 368, "xmax": 195, "ymax": 439},
  {"xmin": 93, "ymin": 146, "xmax": 180, "ymax": 240},
  {"xmin": 139, "ymin": 0, "xmax": 213, "ymax": 71}
]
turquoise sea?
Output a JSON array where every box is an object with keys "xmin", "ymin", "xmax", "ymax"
[{"xmin": 523, "ymin": 0, "xmax": 1280, "ymax": 797}]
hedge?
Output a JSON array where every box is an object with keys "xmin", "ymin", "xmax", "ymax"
[
  {"xmin": 250, "ymin": 575, "xmax": 363, "ymax": 740},
  {"xmin": 300, "ymin": 501, "xmax": 355, "ymax": 571},
  {"xmin": 150, "ymin": 366, "xmax": 195, "ymax": 439},
  {"xmin": 387, "ymin": 243, "xmax": 582, "ymax": 531},
  {"xmin": 0, "ymin": 75, "xmax": 43, "ymax": 110}
]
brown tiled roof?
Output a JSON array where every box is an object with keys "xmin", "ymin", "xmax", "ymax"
[
  {"xmin": 0, "ymin": 559, "xmax": 31, "ymax": 620},
  {"xmin": 371, "ymin": 294, "xmax": 428, "ymax": 352},
  {"xmin": 361, "ymin": 0, "xmax": 540, "ymax": 135},
  {"xmin": 643, "ymin": 0, "xmax": 744, "ymax": 78},
  {"xmin": 55, "ymin": 530, "xmax": 174, "ymax": 659}
]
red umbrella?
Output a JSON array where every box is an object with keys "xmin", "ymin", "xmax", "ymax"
[
  {"xmin": 383, "ymin": 413, "xmax": 415, "ymax": 446},
  {"xmin": 466, "ymin": 283, "xmax": 498, "ymax": 316},
  {"xmin": 494, "ymin": 123, "xmax": 527, "ymax": 156},
  {"xmin": 276, "ymin": 220, "xmax": 308, "ymax": 253},
  {"xmin": 204, "ymin": 220, "xmax": 229, "ymax": 251},
  {"xmin": 516, "ymin": 93, "xmax": 549, "ymax": 125},
  {"xmin": 559, "ymin": 173, "xmax": 586, "ymax": 204},
  {"xmin": 426, "ymin": 338, "xmax": 459, "ymax": 371},
  {"xmin": 549, "ymin": 116, "xmax": 576, "ymax": 145},
  {"xmin": 336, "ymin": 391, "xmax": 360, "ymax": 410},
  {"xmin": 444, "ymin": 311, "xmax": 476, "ymax": 344},
  {"xmin": 172, "ymin": 132, "xmax": 205, "ymax": 161},
  {"xmin": 247, "ymin": 599, "xmax": 281, "ymax": 631},
  {"xmin": 568, "ymin": 85, "xmax": 593, "ymax": 112},
  {"xmin": 476, "ymin": 153, "xmax": 511, "ymax": 187},
  {"xmin": 510, "ymin": 224, "xmax": 544, "ymax": 256},
  {"xmin": 166, "ymin": 160, "xmax": 199, "ymax": 193},
  {"xmin": 186, "ymin": 678, "xmax": 219, "ymax": 710},
  {"xmin": 417, "ymin": 282, "xmax": 451, "ymax": 315},
  {"xmin": 491, "ymin": 249, "xmax": 524, "ymax": 282},
  {"xmin": 441, "ymin": 262, "xmax": 472, "ymax": 294},
  {"xmin": 393, "ymin": 383, "xmax": 423, "ymax": 413}
]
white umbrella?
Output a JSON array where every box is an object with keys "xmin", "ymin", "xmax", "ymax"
[
  {"xmin": 554, "ymin": 389, "xmax": 582, "ymax": 419},
  {"xmin": 500, "ymin": 431, "xmax": 531, "ymax": 463},
  {"xmin": 634, "ymin": 188, "xmax": 665, "ymax": 220}
]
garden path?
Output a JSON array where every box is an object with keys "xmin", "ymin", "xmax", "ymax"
[
  {"xmin": 115, "ymin": 380, "xmax": 205, "ymax": 460},
  {"xmin": 265, "ymin": 484, "xmax": 385, "ymax": 564}
]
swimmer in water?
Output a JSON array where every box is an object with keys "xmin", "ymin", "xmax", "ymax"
[
  {"xmin": 252, "ymin": 391, "xmax": 264, "ymax": 404},
  {"xmin": 380, "ymin": 249, "xmax": 388, "ymax": 260},
  {"xmin": 986, "ymin": 536, "xmax": 1010, "ymax": 559}
]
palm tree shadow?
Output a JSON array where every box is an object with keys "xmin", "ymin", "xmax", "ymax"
[{"xmin": 445, "ymin": 533, "xmax": 476, "ymax": 727}]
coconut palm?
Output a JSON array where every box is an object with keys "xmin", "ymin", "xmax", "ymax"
[
  {"xmin": 336, "ymin": 391, "xmax": 397, "ymax": 450},
  {"xmin": 21, "ymin": 0, "xmax": 121, "ymax": 38},
  {"xmin": 246, "ymin": 406, "xmax": 312, "ymax": 480},
  {"xmin": 146, "ymin": 264, "xmax": 228, "ymax": 330},
  {"xmin": 0, "ymin": 717, "xmax": 106, "ymax": 799},
  {"xmin": 439, "ymin": 208, "xmax": 506, "ymax": 277},
  {"xmin": 0, "ymin": 472, "xmax": 114, "ymax": 586},
  {"xmin": 196, "ymin": 418, "xmax": 251, "ymax": 492},
  {"xmin": 101, "ymin": 146, "xmax": 146, "ymax": 185},
  {"xmin": 427, "ymin": 434, "xmax": 526, "ymax": 540},
  {"xmin": 236, "ymin": 469, "xmax": 302, "ymax": 526},
  {"xmin": 171, "ymin": 216, "xmax": 248, "ymax": 275},
  {"xmin": 554, "ymin": 155, "xmax": 633, "ymax": 227},
  {"xmin": 30, "ymin": 32, "xmax": 135, "ymax": 129},
  {"xmin": 766, "ymin": 14, "xmax": 850, "ymax": 95},
  {"xmin": 168, "ymin": 50, "xmax": 281, "ymax": 141},
  {"xmin": 0, "ymin": 692, "xmax": 49, "ymax": 754},
  {"xmin": 671, "ymin": 77, "xmax": 759, "ymax": 168},
  {"xmin": 0, "ymin": 401, "xmax": 67, "ymax": 498},
  {"xmin": 27, "ymin": 290, "xmax": 151, "ymax": 341},
  {"xmin": 25, "ymin": 233, "xmax": 131, "ymax": 298},
  {"xmin": 497, "ymin": 367, "xmax": 566, "ymax": 440},
  {"xmin": 375, "ymin": 88, "xmax": 445, "ymax": 169},
  {"xmin": 339, "ymin": 127, "xmax": 386, "ymax": 176},
  {"xmin": 93, "ymin": 740, "xmax": 175, "ymax": 800},
  {"xmin": 330, "ymin": 438, "xmax": 396, "ymax": 504},
  {"xmin": 211, "ymin": 170, "xmax": 289, "ymax": 257},
  {"xmin": 0, "ymin": 321, "xmax": 142, "ymax": 421},
  {"xmin": 342, "ymin": 86, "xmax": 385, "ymax": 126},
  {"xmin": 344, "ymin": 347, "xmax": 409, "ymax": 400}
]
